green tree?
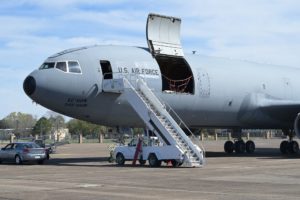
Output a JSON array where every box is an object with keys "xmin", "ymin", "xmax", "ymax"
[
  {"xmin": 2, "ymin": 112, "xmax": 36, "ymax": 137},
  {"xmin": 67, "ymin": 119, "xmax": 106, "ymax": 137},
  {"xmin": 0, "ymin": 119, "xmax": 7, "ymax": 129},
  {"xmin": 49, "ymin": 115, "xmax": 66, "ymax": 130},
  {"xmin": 32, "ymin": 117, "xmax": 52, "ymax": 136}
]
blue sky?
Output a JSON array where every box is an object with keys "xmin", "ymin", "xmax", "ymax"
[{"xmin": 1, "ymin": 0, "xmax": 300, "ymax": 119}]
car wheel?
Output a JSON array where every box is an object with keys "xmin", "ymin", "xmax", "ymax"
[
  {"xmin": 116, "ymin": 153, "xmax": 125, "ymax": 166},
  {"xmin": 148, "ymin": 153, "xmax": 160, "ymax": 167},
  {"xmin": 15, "ymin": 155, "xmax": 22, "ymax": 165}
]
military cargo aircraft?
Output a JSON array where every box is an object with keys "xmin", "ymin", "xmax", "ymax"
[{"xmin": 23, "ymin": 13, "xmax": 300, "ymax": 156}]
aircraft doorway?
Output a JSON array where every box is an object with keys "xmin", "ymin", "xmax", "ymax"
[
  {"xmin": 156, "ymin": 55, "xmax": 194, "ymax": 94},
  {"xmin": 146, "ymin": 13, "xmax": 194, "ymax": 94},
  {"xmin": 100, "ymin": 60, "xmax": 113, "ymax": 79}
]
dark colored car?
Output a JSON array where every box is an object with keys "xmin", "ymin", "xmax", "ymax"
[
  {"xmin": 0, "ymin": 142, "xmax": 47, "ymax": 164},
  {"xmin": 33, "ymin": 139, "xmax": 56, "ymax": 159}
]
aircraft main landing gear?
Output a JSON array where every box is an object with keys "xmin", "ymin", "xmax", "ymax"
[
  {"xmin": 280, "ymin": 129, "xmax": 299, "ymax": 154},
  {"xmin": 224, "ymin": 139, "xmax": 255, "ymax": 154}
]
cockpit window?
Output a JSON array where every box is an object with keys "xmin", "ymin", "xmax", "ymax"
[
  {"xmin": 68, "ymin": 61, "xmax": 82, "ymax": 73},
  {"xmin": 39, "ymin": 61, "xmax": 82, "ymax": 74},
  {"xmin": 56, "ymin": 62, "xmax": 67, "ymax": 72},
  {"xmin": 39, "ymin": 62, "xmax": 55, "ymax": 70}
]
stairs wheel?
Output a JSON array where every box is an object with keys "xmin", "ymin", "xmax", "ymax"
[{"xmin": 171, "ymin": 160, "xmax": 181, "ymax": 167}]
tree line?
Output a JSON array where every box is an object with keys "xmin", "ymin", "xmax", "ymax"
[{"xmin": 0, "ymin": 112, "xmax": 106, "ymax": 138}]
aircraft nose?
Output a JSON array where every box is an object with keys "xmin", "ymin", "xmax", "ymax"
[{"xmin": 23, "ymin": 75, "xmax": 36, "ymax": 96}]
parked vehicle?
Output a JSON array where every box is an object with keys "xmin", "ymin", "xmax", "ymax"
[
  {"xmin": 34, "ymin": 139, "xmax": 56, "ymax": 159},
  {"xmin": 113, "ymin": 137, "xmax": 185, "ymax": 167},
  {"xmin": 0, "ymin": 142, "xmax": 47, "ymax": 165}
]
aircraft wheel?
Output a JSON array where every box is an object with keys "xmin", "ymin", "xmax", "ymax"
[
  {"xmin": 235, "ymin": 140, "xmax": 246, "ymax": 154},
  {"xmin": 224, "ymin": 141, "xmax": 234, "ymax": 153},
  {"xmin": 148, "ymin": 153, "xmax": 160, "ymax": 167},
  {"xmin": 116, "ymin": 153, "xmax": 125, "ymax": 166},
  {"xmin": 288, "ymin": 141, "xmax": 299, "ymax": 154},
  {"xmin": 280, "ymin": 140, "xmax": 289, "ymax": 154},
  {"xmin": 245, "ymin": 140, "xmax": 255, "ymax": 153}
]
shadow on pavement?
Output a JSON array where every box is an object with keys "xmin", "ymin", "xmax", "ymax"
[
  {"xmin": 205, "ymin": 147, "xmax": 300, "ymax": 159},
  {"xmin": 43, "ymin": 147, "xmax": 300, "ymax": 168}
]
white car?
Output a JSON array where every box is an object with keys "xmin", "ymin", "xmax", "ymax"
[{"xmin": 113, "ymin": 137, "xmax": 185, "ymax": 167}]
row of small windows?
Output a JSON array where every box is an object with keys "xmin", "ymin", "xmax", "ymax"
[{"xmin": 39, "ymin": 61, "xmax": 82, "ymax": 74}]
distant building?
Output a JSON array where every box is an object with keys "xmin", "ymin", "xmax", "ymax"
[{"xmin": 52, "ymin": 128, "xmax": 70, "ymax": 141}]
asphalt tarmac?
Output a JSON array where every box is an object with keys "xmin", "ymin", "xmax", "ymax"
[{"xmin": 0, "ymin": 139, "xmax": 300, "ymax": 200}]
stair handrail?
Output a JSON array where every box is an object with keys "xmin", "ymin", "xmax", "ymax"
[
  {"xmin": 161, "ymin": 100, "xmax": 206, "ymax": 157},
  {"xmin": 136, "ymin": 78, "xmax": 205, "ymax": 159}
]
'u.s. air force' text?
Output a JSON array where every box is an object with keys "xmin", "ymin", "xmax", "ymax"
[{"xmin": 118, "ymin": 67, "xmax": 159, "ymax": 76}]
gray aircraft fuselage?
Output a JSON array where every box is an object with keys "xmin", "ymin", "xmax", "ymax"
[{"xmin": 23, "ymin": 45, "xmax": 300, "ymax": 130}]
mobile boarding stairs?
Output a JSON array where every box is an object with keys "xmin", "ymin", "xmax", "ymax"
[{"xmin": 103, "ymin": 76, "xmax": 205, "ymax": 167}]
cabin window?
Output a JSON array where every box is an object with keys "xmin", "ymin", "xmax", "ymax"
[
  {"xmin": 68, "ymin": 61, "xmax": 82, "ymax": 73},
  {"xmin": 55, "ymin": 62, "xmax": 67, "ymax": 72},
  {"xmin": 155, "ymin": 55, "xmax": 194, "ymax": 94},
  {"xmin": 39, "ymin": 62, "xmax": 55, "ymax": 70},
  {"xmin": 100, "ymin": 60, "xmax": 113, "ymax": 79}
]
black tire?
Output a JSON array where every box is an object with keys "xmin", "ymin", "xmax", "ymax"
[
  {"xmin": 171, "ymin": 160, "xmax": 180, "ymax": 167},
  {"xmin": 224, "ymin": 141, "xmax": 234, "ymax": 153},
  {"xmin": 235, "ymin": 140, "xmax": 246, "ymax": 154},
  {"xmin": 148, "ymin": 153, "xmax": 160, "ymax": 167},
  {"xmin": 288, "ymin": 141, "xmax": 299, "ymax": 154},
  {"xmin": 116, "ymin": 153, "xmax": 125, "ymax": 166},
  {"xmin": 0, "ymin": 159, "xmax": 2, "ymax": 164},
  {"xmin": 245, "ymin": 140, "xmax": 255, "ymax": 153},
  {"xmin": 15, "ymin": 155, "xmax": 22, "ymax": 165},
  {"xmin": 38, "ymin": 160, "xmax": 45, "ymax": 165},
  {"xmin": 280, "ymin": 140, "xmax": 289, "ymax": 154}
]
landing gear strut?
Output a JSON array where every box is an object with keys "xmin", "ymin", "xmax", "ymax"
[{"xmin": 280, "ymin": 129, "xmax": 299, "ymax": 154}]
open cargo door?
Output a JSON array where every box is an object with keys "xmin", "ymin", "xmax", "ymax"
[
  {"xmin": 147, "ymin": 13, "xmax": 184, "ymax": 57},
  {"xmin": 146, "ymin": 13, "xmax": 194, "ymax": 94}
]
